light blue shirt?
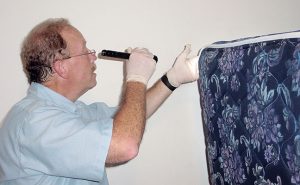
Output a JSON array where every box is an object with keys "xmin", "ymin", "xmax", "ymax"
[{"xmin": 0, "ymin": 83, "xmax": 115, "ymax": 185}]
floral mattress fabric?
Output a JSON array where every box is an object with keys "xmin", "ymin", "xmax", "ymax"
[{"xmin": 198, "ymin": 31, "xmax": 300, "ymax": 185}]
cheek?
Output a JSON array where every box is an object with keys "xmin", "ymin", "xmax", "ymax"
[
  {"xmin": 69, "ymin": 60, "xmax": 93, "ymax": 80},
  {"xmin": 76, "ymin": 62, "xmax": 90, "ymax": 73},
  {"xmin": 68, "ymin": 66, "xmax": 86, "ymax": 82},
  {"xmin": 79, "ymin": 64, "xmax": 95, "ymax": 81}
]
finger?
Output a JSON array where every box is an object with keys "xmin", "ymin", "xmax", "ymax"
[
  {"xmin": 132, "ymin": 48, "xmax": 154, "ymax": 59},
  {"xmin": 136, "ymin": 47, "xmax": 149, "ymax": 52},
  {"xmin": 132, "ymin": 47, "xmax": 150, "ymax": 54},
  {"xmin": 177, "ymin": 44, "xmax": 192, "ymax": 59},
  {"xmin": 125, "ymin": 47, "xmax": 132, "ymax": 53},
  {"xmin": 183, "ymin": 44, "xmax": 192, "ymax": 55}
]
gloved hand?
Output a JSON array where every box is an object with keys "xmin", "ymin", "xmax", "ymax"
[
  {"xmin": 166, "ymin": 44, "xmax": 199, "ymax": 87},
  {"xmin": 126, "ymin": 47, "xmax": 156, "ymax": 85}
]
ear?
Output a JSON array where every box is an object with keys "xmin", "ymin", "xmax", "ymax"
[{"xmin": 52, "ymin": 60, "xmax": 69, "ymax": 79}]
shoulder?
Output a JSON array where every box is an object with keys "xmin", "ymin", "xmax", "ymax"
[{"xmin": 75, "ymin": 101, "xmax": 117, "ymax": 118}]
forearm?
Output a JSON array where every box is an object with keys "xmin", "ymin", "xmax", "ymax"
[
  {"xmin": 146, "ymin": 45, "xmax": 199, "ymax": 118},
  {"xmin": 106, "ymin": 81, "xmax": 146, "ymax": 165},
  {"xmin": 146, "ymin": 79, "xmax": 172, "ymax": 118}
]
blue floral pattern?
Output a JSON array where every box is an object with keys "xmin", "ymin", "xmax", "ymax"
[{"xmin": 198, "ymin": 33, "xmax": 300, "ymax": 185}]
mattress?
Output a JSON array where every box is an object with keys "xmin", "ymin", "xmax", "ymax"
[{"xmin": 198, "ymin": 30, "xmax": 300, "ymax": 185}]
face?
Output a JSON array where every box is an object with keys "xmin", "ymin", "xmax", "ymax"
[{"xmin": 60, "ymin": 26, "xmax": 97, "ymax": 94}]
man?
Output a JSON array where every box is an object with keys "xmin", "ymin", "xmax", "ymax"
[{"xmin": 0, "ymin": 18, "xmax": 199, "ymax": 185}]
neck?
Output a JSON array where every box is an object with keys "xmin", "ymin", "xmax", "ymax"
[{"xmin": 43, "ymin": 80, "xmax": 83, "ymax": 102}]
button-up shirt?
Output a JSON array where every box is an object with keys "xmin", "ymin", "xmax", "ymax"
[{"xmin": 0, "ymin": 83, "xmax": 115, "ymax": 185}]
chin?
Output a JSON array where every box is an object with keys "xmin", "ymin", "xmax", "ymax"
[{"xmin": 89, "ymin": 80, "xmax": 97, "ymax": 89}]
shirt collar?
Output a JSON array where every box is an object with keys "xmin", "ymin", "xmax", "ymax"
[{"xmin": 28, "ymin": 83, "xmax": 77, "ymax": 113}]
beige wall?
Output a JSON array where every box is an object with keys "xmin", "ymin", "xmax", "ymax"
[{"xmin": 1, "ymin": 0, "xmax": 300, "ymax": 184}]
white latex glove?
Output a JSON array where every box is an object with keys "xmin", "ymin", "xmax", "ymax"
[
  {"xmin": 126, "ymin": 47, "xmax": 156, "ymax": 85},
  {"xmin": 167, "ymin": 44, "xmax": 199, "ymax": 87}
]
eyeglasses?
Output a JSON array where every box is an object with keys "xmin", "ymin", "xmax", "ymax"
[{"xmin": 63, "ymin": 49, "xmax": 96, "ymax": 59}]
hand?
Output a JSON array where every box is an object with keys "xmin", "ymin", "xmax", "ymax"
[
  {"xmin": 167, "ymin": 44, "xmax": 199, "ymax": 87},
  {"xmin": 126, "ymin": 47, "xmax": 156, "ymax": 85}
]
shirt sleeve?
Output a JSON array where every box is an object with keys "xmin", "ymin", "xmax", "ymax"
[{"xmin": 19, "ymin": 102, "xmax": 115, "ymax": 182}]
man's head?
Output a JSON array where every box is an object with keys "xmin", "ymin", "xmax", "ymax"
[
  {"xmin": 21, "ymin": 18, "xmax": 97, "ymax": 100},
  {"xmin": 21, "ymin": 18, "xmax": 71, "ymax": 84}
]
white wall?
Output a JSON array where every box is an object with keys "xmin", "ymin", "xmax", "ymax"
[{"xmin": 1, "ymin": 0, "xmax": 300, "ymax": 184}]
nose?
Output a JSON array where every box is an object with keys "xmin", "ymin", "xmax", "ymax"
[{"xmin": 89, "ymin": 52, "xmax": 97, "ymax": 62}]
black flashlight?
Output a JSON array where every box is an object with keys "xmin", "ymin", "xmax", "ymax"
[{"xmin": 98, "ymin": 50, "xmax": 158, "ymax": 62}]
